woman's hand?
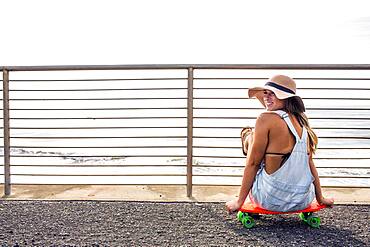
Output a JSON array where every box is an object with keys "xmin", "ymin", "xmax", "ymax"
[
  {"xmin": 318, "ymin": 197, "xmax": 334, "ymax": 207},
  {"xmin": 225, "ymin": 198, "xmax": 243, "ymax": 213}
]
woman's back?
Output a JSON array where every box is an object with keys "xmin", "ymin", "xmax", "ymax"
[
  {"xmin": 251, "ymin": 110, "xmax": 315, "ymax": 212},
  {"xmin": 263, "ymin": 112, "xmax": 305, "ymax": 175}
]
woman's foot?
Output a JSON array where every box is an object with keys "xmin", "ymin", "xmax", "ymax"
[{"xmin": 240, "ymin": 127, "xmax": 253, "ymax": 156}]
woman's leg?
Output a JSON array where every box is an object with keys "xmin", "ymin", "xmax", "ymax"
[{"xmin": 241, "ymin": 127, "xmax": 253, "ymax": 156}]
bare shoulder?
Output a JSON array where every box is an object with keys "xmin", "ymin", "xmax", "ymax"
[{"xmin": 256, "ymin": 112, "xmax": 282, "ymax": 125}]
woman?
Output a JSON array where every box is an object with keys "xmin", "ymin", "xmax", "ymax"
[{"xmin": 226, "ymin": 75, "xmax": 334, "ymax": 213}]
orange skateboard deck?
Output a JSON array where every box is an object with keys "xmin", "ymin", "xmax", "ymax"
[{"xmin": 237, "ymin": 201, "xmax": 327, "ymax": 228}]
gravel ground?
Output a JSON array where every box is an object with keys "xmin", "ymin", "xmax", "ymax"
[{"xmin": 0, "ymin": 201, "xmax": 369, "ymax": 246}]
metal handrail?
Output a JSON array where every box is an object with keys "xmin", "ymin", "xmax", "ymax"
[{"xmin": 3, "ymin": 64, "xmax": 370, "ymax": 70}]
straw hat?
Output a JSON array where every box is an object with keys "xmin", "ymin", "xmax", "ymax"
[{"xmin": 248, "ymin": 75, "xmax": 299, "ymax": 107}]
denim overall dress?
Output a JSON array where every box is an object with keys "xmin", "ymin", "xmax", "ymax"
[{"xmin": 250, "ymin": 110, "xmax": 315, "ymax": 212}]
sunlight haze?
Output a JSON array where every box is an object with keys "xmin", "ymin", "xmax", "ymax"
[{"xmin": 1, "ymin": 0, "xmax": 369, "ymax": 65}]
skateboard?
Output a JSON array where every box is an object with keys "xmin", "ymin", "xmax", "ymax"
[{"xmin": 237, "ymin": 201, "xmax": 327, "ymax": 229}]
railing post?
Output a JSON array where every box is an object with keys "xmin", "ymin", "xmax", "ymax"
[
  {"xmin": 187, "ymin": 67, "xmax": 194, "ymax": 197},
  {"xmin": 2, "ymin": 69, "xmax": 11, "ymax": 196}
]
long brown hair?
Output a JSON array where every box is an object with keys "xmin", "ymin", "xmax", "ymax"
[{"xmin": 284, "ymin": 96, "xmax": 318, "ymax": 154}]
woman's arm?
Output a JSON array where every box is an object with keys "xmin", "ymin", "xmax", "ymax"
[
  {"xmin": 308, "ymin": 154, "xmax": 334, "ymax": 206},
  {"xmin": 226, "ymin": 114, "xmax": 270, "ymax": 212}
]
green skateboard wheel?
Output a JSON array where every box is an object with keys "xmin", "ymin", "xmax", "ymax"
[
  {"xmin": 299, "ymin": 212, "xmax": 320, "ymax": 228},
  {"xmin": 242, "ymin": 215, "xmax": 255, "ymax": 229},
  {"xmin": 307, "ymin": 216, "xmax": 321, "ymax": 228},
  {"xmin": 237, "ymin": 211, "xmax": 245, "ymax": 222},
  {"xmin": 299, "ymin": 212, "xmax": 312, "ymax": 221},
  {"xmin": 299, "ymin": 212, "xmax": 308, "ymax": 221}
]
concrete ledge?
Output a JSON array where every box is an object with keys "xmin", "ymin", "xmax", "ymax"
[{"xmin": 1, "ymin": 185, "xmax": 369, "ymax": 204}]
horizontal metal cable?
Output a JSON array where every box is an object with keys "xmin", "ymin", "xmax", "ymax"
[
  {"xmin": 9, "ymin": 183, "xmax": 188, "ymax": 186},
  {"xmin": 191, "ymin": 184, "xmax": 370, "ymax": 189},
  {"xmin": 192, "ymin": 136, "xmax": 370, "ymax": 139},
  {"xmin": 0, "ymin": 164, "xmax": 370, "ymax": 170},
  {"xmin": 9, "ymin": 87, "xmax": 370, "ymax": 91},
  {"xmin": 10, "ymin": 77, "xmax": 187, "ymax": 81},
  {"xmin": 313, "ymin": 166, "xmax": 370, "ymax": 169},
  {"xmin": 7, "ymin": 116, "xmax": 370, "ymax": 120},
  {"xmin": 10, "ymin": 155, "xmax": 187, "ymax": 158},
  {"xmin": 193, "ymin": 126, "xmax": 370, "ymax": 130},
  {"xmin": 10, "ymin": 136, "xmax": 186, "ymax": 139},
  {"xmin": 9, "ymin": 117, "xmax": 186, "ymax": 120},
  {"xmin": 10, "ymin": 126, "xmax": 187, "ymax": 130},
  {"xmin": 5, "ymin": 126, "xmax": 370, "ymax": 130},
  {"xmin": 191, "ymin": 174, "xmax": 370, "ymax": 179},
  {"xmin": 191, "ymin": 157, "xmax": 370, "ymax": 161},
  {"xmin": 7, "ymin": 163, "xmax": 370, "ymax": 170},
  {"xmin": 8, "ymin": 164, "xmax": 187, "ymax": 167},
  {"xmin": 6, "ymin": 146, "xmax": 370, "ymax": 150},
  {"xmin": 11, "ymin": 145, "xmax": 187, "ymax": 148},
  {"xmin": 5, "ymin": 107, "xmax": 370, "ymax": 111},
  {"xmin": 9, "ymin": 97, "xmax": 187, "ymax": 101},
  {"xmin": 4, "ymin": 127, "xmax": 370, "ymax": 132},
  {"xmin": 194, "ymin": 127, "xmax": 370, "ymax": 130},
  {"xmin": 193, "ymin": 107, "xmax": 370, "ymax": 110},
  {"xmin": 193, "ymin": 155, "xmax": 370, "ymax": 159},
  {"xmin": 194, "ymin": 77, "xmax": 370, "ymax": 80},
  {"xmin": 322, "ymin": 185, "xmax": 370, "ymax": 188},
  {"xmin": 193, "ymin": 97, "xmax": 370, "ymax": 100},
  {"xmin": 7, "ymin": 174, "xmax": 368, "ymax": 179},
  {"xmin": 10, "ymin": 88, "xmax": 187, "ymax": 92},
  {"xmin": 192, "ymin": 116, "xmax": 370, "ymax": 120},
  {"xmin": 193, "ymin": 87, "xmax": 370, "ymax": 90},
  {"xmin": 10, "ymin": 107, "xmax": 187, "ymax": 110},
  {"xmin": 192, "ymin": 164, "xmax": 370, "ymax": 169},
  {"xmin": 10, "ymin": 174, "xmax": 185, "ymax": 177},
  {"xmin": 294, "ymin": 175, "xmax": 368, "ymax": 179},
  {"xmin": 4, "ymin": 126, "xmax": 369, "ymax": 130},
  {"xmin": 192, "ymin": 146, "xmax": 370, "ymax": 149}
]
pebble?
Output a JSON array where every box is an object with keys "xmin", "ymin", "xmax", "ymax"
[{"xmin": 0, "ymin": 202, "xmax": 368, "ymax": 246}]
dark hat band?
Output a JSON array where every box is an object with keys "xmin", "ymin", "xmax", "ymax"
[{"xmin": 265, "ymin": 82, "xmax": 295, "ymax": 95}]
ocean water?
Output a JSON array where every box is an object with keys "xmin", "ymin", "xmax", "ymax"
[{"xmin": 1, "ymin": 68, "xmax": 370, "ymax": 187}]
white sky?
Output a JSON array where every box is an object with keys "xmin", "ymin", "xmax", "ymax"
[{"xmin": 1, "ymin": 0, "xmax": 370, "ymax": 66}]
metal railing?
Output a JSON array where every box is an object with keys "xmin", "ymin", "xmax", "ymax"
[{"xmin": 1, "ymin": 64, "xmax": 370, "ymax": 197}]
